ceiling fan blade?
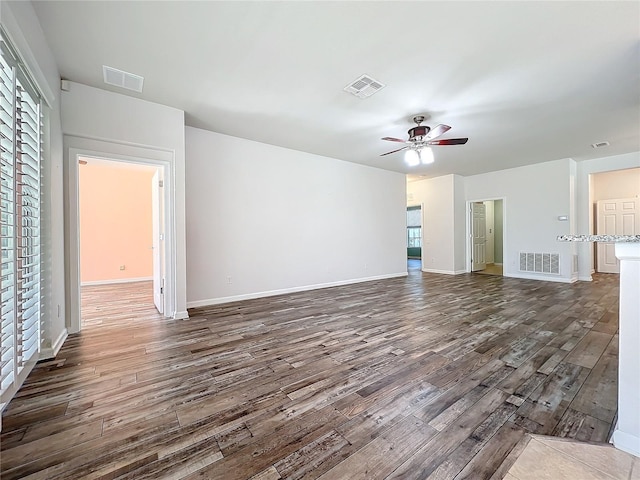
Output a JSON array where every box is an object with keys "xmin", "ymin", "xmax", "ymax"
[
  {"xmin": 424, "ymin": 124, "xmax": 451, "ymax": 141},
  {"xmin": 381, "ymin": 136, "xmax": 407, "ymax": 143},
  {"xmin": 380, "ymin": 146, "xmax": 408, "ymax": 156},
  {"xmin": 427, "ymin": 138, "xmax": 468, "ymax": 146}
]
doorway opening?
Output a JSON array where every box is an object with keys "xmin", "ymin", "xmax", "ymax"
[
  {"xmin": 78, "ymin": 156, "xmax": 165, "ymax": 328},
  {"xmin": 407, "ymin": 205, "xmax": 422, "ymax": 271},
  {"xmin": 469, "ymin": 199, "xmax": 504, "ymax": 276},
  {"xmin": 591, "ymin": 168, "xmax": 640, "ymax": 274}
]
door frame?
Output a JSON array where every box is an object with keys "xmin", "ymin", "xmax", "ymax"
[
  {"xmin": 150, "ymin": 169, "xmax": 165, "ymax": 314},
  {"xmin": 64, "ymin": 135, "xmax": 176, "ymax": 334},
  {"xmin": 466, "ymin": 197, "xmax": 507, "ymax": 273}
]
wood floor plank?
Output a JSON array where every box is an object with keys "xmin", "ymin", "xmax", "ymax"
[
  {"xmin": 512, "ymin": 362, "xmax": 591, "ymax": 435},
  {"xmin": 0, "ymin": 272, "xmax": 621, "ymax": 479},
  {"xmin": 273, "ymin": 429, "xmax": 352, "ymax": 480},
  {"xmin": 318, "ymin": 415, "xmax": 437, "ymax": 480},
  {"xmin": 564, "ymin": 331, "xmax": 613, "ymax": 369},
  {"xmin": 453, "ymin": 421, "xmax": 526, "ymax": 480},
  {"xmin": 1, "ymin": 419, "xmax": 103, "ymax": 472},
  {"xmin": 568, "ymin": 334, "xmax": 618, "ymax": 424},
  {"xmin": 387, "ymin": 388, "xmax": 510, "ymax": 479}
]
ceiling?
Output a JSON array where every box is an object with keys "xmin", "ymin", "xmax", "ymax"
[{"xmin": 32, "ymin": 1, "xmax": 640, "ymax": 178}]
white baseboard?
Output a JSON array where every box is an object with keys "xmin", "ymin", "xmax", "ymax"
[
  {"xmin": 494, "ymin": 263, "xmax": 503, "ymax": 266},
  {"xmin": 578, "ymin": 275, "xmax": 593, "ymax": 282},
  {"xmin": 612, "ymin": 429, "xmax": 640, "ymax": 457},
  {"xmin": 422, "ymin": 268, "xmax": 466, "ymax": 275},
  {"xmin": 81, "ymin": 276, "xmax": 153, "ymax": 286},
  {"xmin": 39, "ymin": 328, "xmax": 68, "ymax": 359},
  {"xmin": 173, "ymin": 310, "xmax": 190, "ymax": 320},
  {"xmin": 505, "ymin": 273, "xmax": 576, "ymax": 283},
  {"xmin": 187, "ymin": 272, "xmax": 408, "ymax": 309}
]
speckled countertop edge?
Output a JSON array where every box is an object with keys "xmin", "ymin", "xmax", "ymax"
[{"xmin": 557, "ymin": 235, "xmax": 640, "ymax": 242}]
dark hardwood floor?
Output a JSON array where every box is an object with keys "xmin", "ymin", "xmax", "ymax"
[{"xmin": 0, "ymin": 268, "xmax": 620, "ymax": 479}]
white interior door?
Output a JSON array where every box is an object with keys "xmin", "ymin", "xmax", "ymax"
[
  {"xmin": 597, "ymin": 197, "xmax": 639, "ymax": 273},
  {"xmin": 151, "ymin": 169, "xmax": 164, "ymax": 314},
  {"xmin": 472, "ymin": 202, "xmax": 487, "ymax": 271}
]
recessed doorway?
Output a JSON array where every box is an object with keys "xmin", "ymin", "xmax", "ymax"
[
  {"xmin": 469, "ymin": 199, "xmax": 504, "ymax": 276},
  {"xmin": 407, "ymin": 205, "xmax": 422, "ymax": 270}
]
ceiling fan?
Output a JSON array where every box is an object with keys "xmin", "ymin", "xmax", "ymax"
[{"xmin": 381, "ymin": 116, "xmax": 468, "ymax": 166}]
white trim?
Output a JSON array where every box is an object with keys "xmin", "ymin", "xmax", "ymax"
[
  {"xmin": 612, "ymin": 429, "xmax": 640, "ymax": 457},
  {"xmin": 186, "ymin": 273, "xmax": 408, "ymax": 309},
  {"xmin": 64, "ymin": 135, "xmax": 177, "ymax": 333},
  {"xmin": 505, "ymin": 272, "xmax": 576, "ymax": 283},
  {"xmin": 422, "ymin": 268, "xmax": 466, "ymax": 275},
  {"xmin": 494, "ymin": 263, "xmax": 503, "ymax": 266},
  {"xmin": 39, "ymin": 328, "xmax": 68, "ymax": 359},
  {"xmin": 173, "ymin": 310, "xmax": 189, "ymax": 320},
  {"xmin": 81, "ymin": 277, "xmax": 153, "ymax": 286},
  {"xmin": 578, "ymin": 275, "xmax": 593, "ymax": 282}
]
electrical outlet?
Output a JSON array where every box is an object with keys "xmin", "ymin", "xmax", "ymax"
[
  {"xmin": 120, "ymin": 265, "xmax": 126, "ymax": 271},
  {"xmin": 227, "ymin": 276, "xmax": 232, "ymax": 284}
]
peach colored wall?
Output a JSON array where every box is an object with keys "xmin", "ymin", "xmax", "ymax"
[
  {"xmin": 79, "ymin": 162, "xmax": 155, "ymax": 283},
  {"xmin": 593, "ymin": 168, "xmax": 640, "ymax": 202}
]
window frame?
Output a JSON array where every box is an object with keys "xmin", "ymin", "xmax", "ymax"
[{"xmin": 0, "ymin": 27, "xmax": 43, "ymax": 410}]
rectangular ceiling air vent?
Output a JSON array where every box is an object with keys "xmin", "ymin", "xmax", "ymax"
[
  {"xmin": 343, "ymin": 74, "xmax": 385, "ymax": 98},
  {"xmin": 103, "ymin": 65, "xmax": 144, "ymax": 93},
  {"xmin": 591, "ymin": 141, "xmax": 610, "ymax": 148}
]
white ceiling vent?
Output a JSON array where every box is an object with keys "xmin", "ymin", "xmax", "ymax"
[
  {"xmin": 591, "ymin": 141, "xmax": 610, "ymax": 148},
  {"xmin": 103, "ymin": 65, "xmax": 144, "ymax": 93},
  {"xmin": 343, "ymin": 74, "xmax": 385, "ymax": 98}
]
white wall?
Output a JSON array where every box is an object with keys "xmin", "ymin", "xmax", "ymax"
[
  {"xmin": 1, "ymin": 1, "xmax": 66, "ymax": 357},
  {"xmin": 453, "ymin": 175, "xmax": 467, "ymax": 273},
  {"xmin": 185, "ymin": 127, "xmax": 407, "ymax": 306},
  {"xmin": 407, "ymin": 174, "xmax": 465, "ymax": 274},
  {"xmin": 465, "ymin": 158, "xmax": 576, "ymax": 282},
  {"xmin": 61, "ymin": 82, "xmax": 188, "ymax": 319},
  {"xmin": 494, "ymin": 200, "xmax": 504, "ymax": 263},
  {"xmin": 576, "ymin": 152, "xmax": 640, "ymax": 280}
]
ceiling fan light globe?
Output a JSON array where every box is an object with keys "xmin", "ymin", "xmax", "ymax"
[
  {"xmin": 404, "ymin": 149, "xmax": 420, "ymax": 166},
  {"xmin": 420, "ymin": 147, "xmax": 434, "ymax": 164}
]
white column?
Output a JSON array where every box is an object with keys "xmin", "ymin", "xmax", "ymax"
[{"xmin": 613, "ymin": 242, "xmax": 640, "ymax": 457}]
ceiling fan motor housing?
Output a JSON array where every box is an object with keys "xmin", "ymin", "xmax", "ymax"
[{"xmin": 408, "ymin": 125, "xmax": 430, "ymax": 142}]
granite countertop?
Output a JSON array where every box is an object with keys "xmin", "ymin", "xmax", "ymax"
[{"xmin": 557, "ymin": 235, "xmax": 640, "ymax": 242}]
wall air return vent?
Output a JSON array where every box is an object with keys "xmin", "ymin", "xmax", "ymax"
[
  {"xmin": 519, "ymin": 252, "xmax": 560, "ymax": 274},
  {"xmin": 343, "ymin": 74, "xmax": 385, "ymax": 98},
  {"xmin": 103, "ymin": 65, "xmax": 144, "ymax": 93}
]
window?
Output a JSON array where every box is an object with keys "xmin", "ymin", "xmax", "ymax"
[
  {"xmin": 407, "ymin": 227, "xmax": 421, "ymax": 248},
  {"xmin": 407, "ymin": 206, "xmax": 421, "ymax": 248},
  {"xmin": 0, "ymin": 29, "xmax": 42, "ymax": 408}
]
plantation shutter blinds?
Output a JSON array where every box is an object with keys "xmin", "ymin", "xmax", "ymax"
[
  {"xmin": 0, "ymin": 30, "xmax": 42, "ymax": 406},
  {"xmin": 0, "ymin": 47, "xmax": 16, "ymax": 394}
]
